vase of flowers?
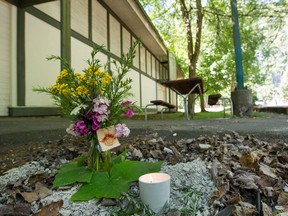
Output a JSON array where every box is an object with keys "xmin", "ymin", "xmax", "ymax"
[
  {"xmin": 34, "ymin": 41, "xmax": 163, "ymax": 201},
  {"xmin": 36, "ymin": 41, "xmax": 139, "ymax": 172}
]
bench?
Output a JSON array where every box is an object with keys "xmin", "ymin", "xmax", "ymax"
[
  {"xmin": 145, "ymin": 100, "xmax": 176, "ymax": 120},
  {"xmin": 208, "ymin": 94, "xmax": 233, "ymax": 118}
]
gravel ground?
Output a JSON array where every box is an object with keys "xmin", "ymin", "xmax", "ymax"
[{"xmin": 0, "ymin": 157, "xmax": 216, "ymax": 215}]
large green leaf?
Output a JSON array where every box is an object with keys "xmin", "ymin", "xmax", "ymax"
[
  {"xmin": 52, "ymin": 162, "xmax": 93, "ymax": 189},
  {"xmin": 111, "ymin": 161, "xmax": 163, "ymax": 182},
  {"xmin": 71, "ymin": 161, "xmax": 163, "ymax": 201},
  {"xmin": 112, "ymin": 150, "xmax": 128, "ymax": 165},
  {"xmin": 71, "ymin": 172, "xmax": 129, "ymax": 200}
]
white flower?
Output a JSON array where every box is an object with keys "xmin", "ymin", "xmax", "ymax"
[{"xmin": 70, "ymin": 104, "xmax": 88, "ymax": 115}]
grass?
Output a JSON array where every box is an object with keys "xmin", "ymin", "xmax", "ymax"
[
  {"xmin": 128, "ymin": 109, "xmax": 281, "ymax": 121},
  {"xmin": 130, "ymin": 110, "xmax": 233, "ymax": 121}
]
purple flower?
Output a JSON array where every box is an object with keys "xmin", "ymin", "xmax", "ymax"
[
  {"xmin": 92, "ymin": 118, "xmax": 100, "ymax": 131},
  {"xmin": 69, "ymin": 120, "xmax": 91, "ymax": 136},
  {"xmin": 92, "ymin": 96, "xmax": 110, "ymax": 122},
  {"xmin": 115, "ymin": 123, "xmax": 130, "ymax": 137},
  {"xmin": 124, "ymin": 107, "xmax": 135, "ymax": 118},
  {"xmin": 120, "ymin": 100, "xmax": 132, "ymax": 106}
]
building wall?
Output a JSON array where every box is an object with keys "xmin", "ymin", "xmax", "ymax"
[
  {"xmin": 141, "ymin": 75, "xmax": 157, "ymax": 107},
  {"xmin": 1, "ymin": 0, "xmax": 172, "ymax": 116},
  {"xmin": 25, "ymin": 13, "xmax": 60, "ymax": 106},
  {"xmin": 0, "ymin": 1, "xmax": 12, "ymax": 115}
]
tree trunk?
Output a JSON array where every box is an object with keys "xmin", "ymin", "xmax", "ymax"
[{"xmin": 179, "ymin": 0, "xmax": 205, "ymax": 117}]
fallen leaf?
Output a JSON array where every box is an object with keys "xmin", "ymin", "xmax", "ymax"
[
  {"xmin": 224, "ymin": 193, "xmax": 242, "ymax": 205},
  {"xmin": 213, "ymin": 183, "xmax": 229, "ymax": 199},
  {"xmin": 100, "ymin": 198, "xmax": 117, "ymax": 206},
  {"xmin": 150, "ymin": 150, "xmax": 163, "ymax": 159},
  {"xmin": 19, "ymin": 191, "xmax": 39, "ymax": 203},
  {"xmin": 262, "ymin": 202, "xmax": 273, "ymax": 216},
  {"xmin": 28, "ymin": 173, "xmax": 52, "ymax": 187},
  {"xmin": 33, "ymin": 200, "xmax": 63, "ymax": 216},
  {"xmin": 263, "ymin": 187, "xmax": 274, "ymax": 197},
  {"xmin": 259, "ymin": 163, "xmax": 277, "ymax": 179},
  {"xmin": 132, "ymin": 148, "xmax": 143, "ymax": 158},
  {"xmin": 0, "ymin": 204, "xmax": 31, "ymax": 215},
  {"xmin": 232, "ymin": 202, "xmax": 257, "ymax": 216},
  {"xmin": 35, "ymin": 182, "xmax": 52, "ymax": 199},
  {"xmin": 233, "ymin": 173, "xmax": 260, "ymax": 189},
  {"xmin": 239, "ymin": 152, "xmax": 258, "ymax": 169},
  {"xmin": 278, "ymin": 192, "xmax": 288, "ymax": 205},
  {"xmin": 211, "ymin": 159, "xmax": 218, "ymax": 183},
  {"xmin": 257, "ymin": 175, "xmax": 275, "ymax": 188}
]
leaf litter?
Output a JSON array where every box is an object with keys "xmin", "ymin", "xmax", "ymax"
[{"xmin": 0, "ymin": 132, "xmax": 287, "ymax": 215}]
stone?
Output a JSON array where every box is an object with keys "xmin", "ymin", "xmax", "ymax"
[
  {"xmin": 132, "ymin": 148, "xmax": 143, "ymax": 159},
  {"xmin": 199, "ymin": 144, "xmax": 211, "ymax": 150}
]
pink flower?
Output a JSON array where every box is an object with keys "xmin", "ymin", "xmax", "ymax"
[
  {"xmin": 124, "ymin": 107, "xmax": 135, "ymax": 118},
  {"xmin": 92, "ymin": 96, "xmax": 110, "ymax": 122},
  {"xmin": 122, "ymin": 126, "xmax": 130, "ymax": 137},
  {"xmin": 120, "ymin": 100, "xmax": 132, "ymax": 106},
  {"xmin": 69, "ymin": 120, "xmax": 91, "ymax": 136},
  {"xmin": 92, "ymin": 118, "xmax": 100, "ymax": 131},
  {"xmin": 115, "ymin": 123, "xmax": 130, "ymax": 137}
]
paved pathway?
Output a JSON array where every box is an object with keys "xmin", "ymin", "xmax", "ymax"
[{"xmin": 0, "ymin": 115, "xmax": 287, "ymax": 147}]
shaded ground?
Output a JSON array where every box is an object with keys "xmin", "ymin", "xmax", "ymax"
[
  {"xmin": 0, "ymin": 114, "xmax": 288, "ymax": 175},
  {"xmin": 0, "ymin": 114, "xmax": 288, "ymax": 215},
  {"xmin": 1, "ymin": 129, "xmax": 288, "ymax": 215}
]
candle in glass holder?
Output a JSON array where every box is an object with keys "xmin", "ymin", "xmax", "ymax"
[{"xmin": 139, "ymin": 173, "xmax": 170, "ymax": 213}]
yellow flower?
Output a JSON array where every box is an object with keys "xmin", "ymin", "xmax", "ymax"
[
  {"xmin": 61, "ymin": 88, "xmax": 71, "ymax": 97},
  {"xmin": 102, "ymin": 74, "xmax": 112, "ymax": 85},
  {"xmin": 76, "ymin": 86, "xmax": 89, "ymax": 96},
  {"xmin": 50, "ymin": 84, "xmax": 59, "ymax": 94},
  {"xmin": 88, "ymin": 66, "xmax": 98, "ymax": 74},
  {"xmin": 60, "ymin": 69, "xmax": 68, "ymax": 77},
  {"xmin": 59, "ymin": 83, "xmax": 68, "ymax": 90},
  {"xmin": 94, "ymin": 68, "xmax": 104, "ymax": 77},
  {"xmin": 87, "ymin": 80, "xmax": 95, "ymax": 86},
  {"xmin": 75, "ymin": 72, "xmax": 81, "ymax": 78},
  {"xmin": 80, "ymin": 74, "xmax": 87, "ymax": 82},
  {"xmin": 56, "ymin": 69, "xmax": 69, "ymax": 83}
]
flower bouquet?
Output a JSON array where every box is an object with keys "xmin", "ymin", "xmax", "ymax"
[{"xmin": 35, "ymin": 41, "xmax": 162, "ymax": 200}]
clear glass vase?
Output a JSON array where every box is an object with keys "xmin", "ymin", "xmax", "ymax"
[
  {"xmin": 88, "ymin": 137, "xmax": 100, "ymax": 171},
  {"xmin": 88, "ymin": 136, "xmax": 112, "ymax": 173}
]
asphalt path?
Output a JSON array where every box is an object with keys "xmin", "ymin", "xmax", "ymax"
[{"xmin": 0, "ymin": 115, "xmax": 287, "ymax": 147}]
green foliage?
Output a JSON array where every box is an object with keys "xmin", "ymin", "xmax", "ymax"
[
  {"xmin": 111, "ymin": 193, "xmax": 171, "ymax": 216},
  {"xmin": 34, "ymin": 40, "xmax": 141, "ymax": 128},
  {"xmin": 112, "ymin": 149, "xmax": 128, "ymax": 165},
  {"xmin": 179, "ymin": 188, "xmax": 200, "ymax": 216},
  {"xmin": 139, "ymin": 0, "xmax": 288, "ymax": 97},
  {"xmin": 132, "ymin": 110, "xmax": 233, "ymax": 120},
  {"xmin": 111, "ymin": 161, "xmax": 163, "ymax": 182},
  {"xmin": 53, "ymin": 158, "xmax": 163, "ymax": 201},
  {"xmin": 52, "ymin": 161, "xmax": 93, "ymax": 189},
  {"xmin": 71, "ymin": 171, "xmax": 129, "ymax": 200},
  {"xmin": 110, "ymin": 192, "xmax": 156, "ymax": 216}
]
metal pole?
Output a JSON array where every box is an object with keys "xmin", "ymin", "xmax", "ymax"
[
  {"xmin": 183, "ymin": 97, "xmax": 188, "ymax": 120},
  {"xmin": 231, "ymin": 0, "xmax": 245, "ymax": 89}
]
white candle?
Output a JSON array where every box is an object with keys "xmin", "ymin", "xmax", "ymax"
[{"xmin": 139, "ymin": 173, "xmax": 170, "ymax": 213}]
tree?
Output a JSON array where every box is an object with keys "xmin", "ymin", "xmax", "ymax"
[
  {"xmin": 141, "ymin": 0, "xmax": 206, "ymax": 114},
  {"xmin": 179, "ymin": 0, "xmax": 206, "ymax": 113},
  {"xmin": 139, "ymin": 0, "xmax": 288, "ymax": 107}
]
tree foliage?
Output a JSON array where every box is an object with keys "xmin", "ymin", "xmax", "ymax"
[{"xmin": 139, "ymin": 0, "xmax": 288, "ymax": 100}]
